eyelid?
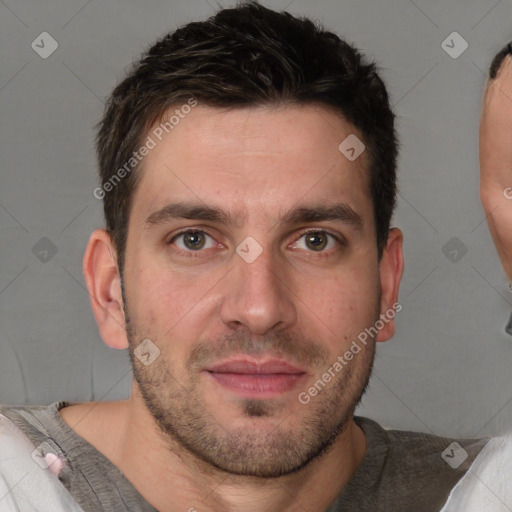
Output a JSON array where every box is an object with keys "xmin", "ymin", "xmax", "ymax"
[
  {"xmin": 295, "ymin": 227, "xmax": 344, "ymax": 240},
  {"xmin": 291, "ymin": 228, "xmax": 345, "ymax": 251},
  {"xmin": 167, "ymin": 227, "xmax": 345, "ymax": 255},
  {"xmin": 168, "ymin": 228, "xmax": 218, "ymax": 249}
]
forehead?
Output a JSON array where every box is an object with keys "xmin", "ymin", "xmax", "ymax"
[{"xmin": 131, "ymin": 103, "xmax": 372, "ymax": 225}]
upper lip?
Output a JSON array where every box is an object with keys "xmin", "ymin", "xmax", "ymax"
[{"xmin": 205, "ymin": 357, "xmax": 306, "ymax": 375}]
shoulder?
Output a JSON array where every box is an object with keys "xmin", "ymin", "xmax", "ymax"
[
  {"xmin": 0, "ymin": 401, "xmax": 71, "ymax": 442},
  {"xmin": 440, "ymin": 433, "xmax": 512, "ymax": 511},
  {"xmin": 357, "ymin": 415, "xmax": 490, "ymax": 466},
  {"xmin": 376, "ymin": 418, "xmax": 489, "ymax": 479},
  {"xmin": 0, "ymin": 408, "xmax": 86, "ymax": 512},
  {"xmin": 0, "ymin": 401, "xmax": 69, "ymax": 420},
  {"xmin": 0, "ymin": 402, "xmax": 48, "ymax": 440},
  {"xmin": 352, "ymin": 416, "xmax": 490, "ymax": 511}
]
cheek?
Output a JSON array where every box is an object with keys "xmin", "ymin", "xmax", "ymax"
[
  {"xmin": 127, "ymin": 264, "xmax": 214, "ymax": 357},
  {"xmin": 125, "ymin": 261, "xmax": 174, "ymax": 331},
  {"xmin": 308, "ymin": 271, "xmax": 379, "ymax": 341}
]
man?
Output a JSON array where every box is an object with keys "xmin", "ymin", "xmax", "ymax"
[
  {"xmin": 438, "ymin": 41, "xmax": 512, "ymax": 512},
  {"xmin": 480, "ymin": 42, "xmax": 512, "ymax": 283},
  {"xmin": 479, "ymin": 42, "xmax": 512, "ymax": 336},
  {"xmin": 0, "ymin": 3, "xmax": 491, "ymax": 511}
]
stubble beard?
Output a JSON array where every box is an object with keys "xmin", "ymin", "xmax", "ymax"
[{"xmin": 122, "ymin": 282, "xmax": 378, "ymax": 478}]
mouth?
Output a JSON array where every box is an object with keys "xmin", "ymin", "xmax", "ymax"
[{"xmin": 203, "ymin": 357, "xmax": 308, "ymax": 398}]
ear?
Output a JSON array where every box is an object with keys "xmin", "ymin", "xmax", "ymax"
[
  {"xmin": 83, "ymin": 229, "xmax": 128, "ymax": 349},
  {"xmin": 376, "ymin": 227, "xmax": 404, "ymax": 342}
]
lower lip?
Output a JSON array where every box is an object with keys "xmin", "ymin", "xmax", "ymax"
[{"xmin": 206, "ymin": 372, "xmax": 306, "ymax": 398}]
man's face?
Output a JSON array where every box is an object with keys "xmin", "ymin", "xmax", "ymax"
[{"xmin": 121, "ymin": 103, "xmax": 382, "ymax": 477}]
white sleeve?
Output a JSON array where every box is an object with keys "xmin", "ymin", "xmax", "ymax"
[
  {"xmin": 0, "ymin": 413, "xmax": 85, "ymax": 512},
  {"xmin": 440, "ymin": 434, "xmax": 512, "ymax": 512}
]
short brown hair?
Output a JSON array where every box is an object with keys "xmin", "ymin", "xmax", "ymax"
[{"xmin": 95, "ymin": 1, "xmax": 398, "ymax": 274}]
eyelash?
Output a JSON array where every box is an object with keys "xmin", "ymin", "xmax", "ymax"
[{"xmin": 167, "ymin": 228, "xmax": 345, "ymax": 258}]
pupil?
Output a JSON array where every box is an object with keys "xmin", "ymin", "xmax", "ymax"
[
  {"xmin": 307, "ymin": 232, "xmax": 326, "ymax": 251},
  {"xmin": 185, "ymin": 232, "xmax": 204, "ymax": 249}
]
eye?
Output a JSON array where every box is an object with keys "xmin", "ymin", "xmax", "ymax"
[
  {"xmin": 290, "ymin": 230, "xmax": 342, "ymax": 252},
  {"xmin": 169, "ymin": 229, "xmax": 217, "ymax": 252}
]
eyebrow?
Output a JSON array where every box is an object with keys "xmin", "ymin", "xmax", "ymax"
[{"xmin": 144, "ymin": 201, "xmax": 364, "ymax": 230}]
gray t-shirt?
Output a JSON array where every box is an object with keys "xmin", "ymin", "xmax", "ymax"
[{"xmin": 0, "ymin": 401, "xmax": 489, "ymax": 511}]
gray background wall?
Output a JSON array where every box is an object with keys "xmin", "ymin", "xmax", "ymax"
[{"xmin": 1, "ymin": 0, "xmax": 511, "ymax": 440}]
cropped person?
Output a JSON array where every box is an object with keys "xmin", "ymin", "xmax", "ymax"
[
  {"xmin": 0, "ymin": 3, "xmax": 494, "ymax": 511},
  {"xmin": 440, "ymin": 40, "xmax": 512, "ymax": 512}
]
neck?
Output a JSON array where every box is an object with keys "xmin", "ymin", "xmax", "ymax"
[{"xmin": 112, "ymin": 386, "xmax": 367, "ymax": 512}]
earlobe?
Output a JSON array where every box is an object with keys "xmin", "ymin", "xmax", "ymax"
[
  {"xmin": 83, "ymin": 229, "xmax": 128, "ymax": 350},
  {"xmin": 376, "ymin": 228, "xmax": 404, "ymax": 342}
]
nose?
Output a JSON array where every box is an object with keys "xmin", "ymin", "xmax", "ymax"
[{"xmin": 219, "ymin": 244, "xmax": 297, "ymax": 336}]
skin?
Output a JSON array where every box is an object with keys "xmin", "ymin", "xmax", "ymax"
[
  {"xmin": 59, "ymin": 103, "xmax": 403, "ymax": 512},
  {"xmin": 480, "ymin": 54, "xmax": 512, "ymax": 281}
]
